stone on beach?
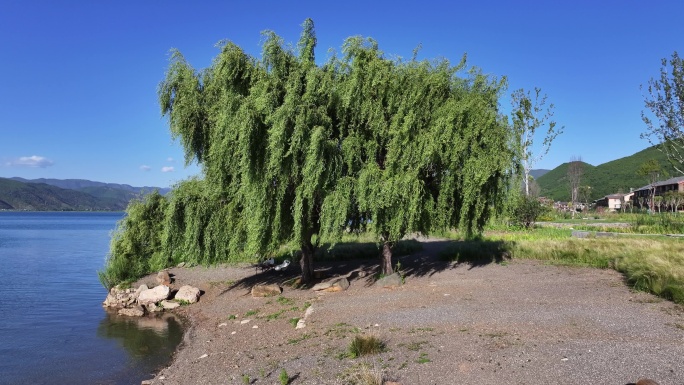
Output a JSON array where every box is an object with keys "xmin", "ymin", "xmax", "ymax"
[
  {"xmin": 156, "ymin": 270, "xmax": 171, "ymax": 286},
  {"xmin": 251, "ymin": 284, "xmax": 282, "ymax": 297},
  {"xmin": 138, "ymin": 285, "xmax": 170, "ymax": 305},
  {"xmin": 161, "ymin": 300, "xmax": 180, "ymax": 309},
  {"xmin": 174, "ymin": 285, "xmax": 201, "ymax": 304},
  {"xmin": 118, "ymin": 305, "xmax": 145, "ymax": 317}
]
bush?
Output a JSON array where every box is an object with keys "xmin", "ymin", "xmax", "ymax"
[
  {"xmin": 348, "ymin": 335, "xmax": 385, "ymax": 358},
  {"xmin": 511, "ymin": 196, "xmax": 547, "ymax": 228}
]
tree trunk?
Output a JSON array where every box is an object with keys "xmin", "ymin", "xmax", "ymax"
[
  {"xmin": 380, "ymin": 241, "xmax": 393, "ymax": 276},
  {"xmin": 299, "ymin": 240, "xmax": 315, "ymax": 285}
]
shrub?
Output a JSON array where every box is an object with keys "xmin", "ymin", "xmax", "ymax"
[
  {"xmin": 511, "ymin": 196, "xmax": 547, "ymax": 229},
  {"xmin": 348, "ymin": 335, "xmax": 385, "ymax": 358}
]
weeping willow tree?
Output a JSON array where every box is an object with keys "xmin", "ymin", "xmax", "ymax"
[
  {"xmin": 102, "ymin": 19, "xmax": 514, "ymax": 287},
  {"xmin": 158, "ymin": 19, "xmax": 341, "ymax": 283},
  {"xmin": 319, "ymin": 38, "xmax": 513, "ymax": 275}
]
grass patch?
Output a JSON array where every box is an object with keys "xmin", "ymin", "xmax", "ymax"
[
  {"xmin": 288, "ymin": 318, "xmax": 300, "ymax": 328},
  {"xmin": 287, "ymin": 332, "xmax": 314, "ymax": 345},
  {"xmin": 276, "ymin": 296, "xmax": 294, "ymax": 306},
  {"xmin": 348, "ymin": 335, "xmax": 386, "ymax": 358},
  {"xmin": 416, "ymin": 352, "xmax": 431, "ymax": 364},
  {"xmin": 441, "ymin": 229, "xmax": 684, "ymax": 305},
  {"xmin": 245, "ymin": 309, "xmax": 259, "ymax": 317}
]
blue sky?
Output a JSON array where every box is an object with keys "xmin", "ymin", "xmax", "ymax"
[{"xmin": 1, "ymin": 1, "xmax": 682, "ymax": 187}]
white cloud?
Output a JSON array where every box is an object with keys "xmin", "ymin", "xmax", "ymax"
[
  {"xmin": 7, "ymin": 155, "xmax": 54, "ymax": 168},
  {"xmin": 167, "ymin": 157, "xmax": 174, "ymax": 162},
  {"xmin": 140, "ymin": 165, "xmax": 151, "ymax": 171},
  {"xmin": 161, "ymin": 166, "xmax": 175, "ymax": 173}
]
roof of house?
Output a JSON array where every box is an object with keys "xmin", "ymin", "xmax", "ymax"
[{"xmin": 634, "ymin": 175, "xmax": 684, "ymax": 192}]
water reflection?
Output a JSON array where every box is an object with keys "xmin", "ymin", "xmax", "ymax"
[{"xmin": 98, "ymin": 310, "xmax": 184, "ymax": 376}]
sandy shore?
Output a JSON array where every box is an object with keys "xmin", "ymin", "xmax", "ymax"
[{"xmin": 139, "ymin": 239, "xmax": 684, "ymax": 385}]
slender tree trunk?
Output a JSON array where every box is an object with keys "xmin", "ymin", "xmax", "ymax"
[
  {"xmin": 300, "ymin": 239, "xmax": 315, "ymax": 285},
  {"xmin": 523, "ymin": 167, "xmax": 530, "ymax": 196},
  {"xmin": 381, "ymin": 242, "xmax": 393, "ymax": 275}
]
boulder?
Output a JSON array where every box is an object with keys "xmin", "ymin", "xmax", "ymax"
[
  {"xmin": 137, "ymin": 285, "xmax": 170, "ymax": 305},
  {"xmin": 156, "ymin": 271, "xmax": 171, "ymax": 286},
  {"xmin": 312, "ymin": 277, "xmax": 350, "ymax": 292},
  {"xmin": 145, "ymin": 302, "xmax": 162, "ymax": 313},
  {"xmin": 118, "ymin": 305, "xmax": 145, "ymax": 317},
  {"xmin": 161, "ymin": 300, "xmax": 180, "ymax": 310},
  {"xmin": 324, "ymin": 277, "xmax": 350, "ymax": 292},
  {"xmin": 311, "ymin": 281, "xmax": 333, "ymax": 291},
  {"xmin": 174, "ymin": 285, "xmax": 201, "ymax": 304},
  {"xmin": 376, "ymin": 273, "xmax": 403, "ymax": 288},
  {"xmin": 251, "ymin": 284, "xmax": 282, "ymax": 297}
]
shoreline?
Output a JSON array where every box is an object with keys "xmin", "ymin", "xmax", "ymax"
[{"xmin": 137, "ymin": 241, "xmax": 684, "ymax": 385}]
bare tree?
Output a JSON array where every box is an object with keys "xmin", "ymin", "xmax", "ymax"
[
  {"xmin": 567, "ymin": 156, "xmax": 583, "ymax": 217},
  {"xmin": 511, "ymin": 88, "xmax": 564, "ymax": 196}
]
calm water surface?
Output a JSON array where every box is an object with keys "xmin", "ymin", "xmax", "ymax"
[{"xmin": 0, "ymin": 212, "xmax": 183, "ymax": 385}]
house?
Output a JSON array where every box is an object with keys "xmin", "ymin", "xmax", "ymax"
[
  {"xmin": 633, "ymin": 176, "xmax": 684, "ymax": 207},
  {"xmin": 594, "ymin": 192, "xmax": 634, "ymax": 212}
]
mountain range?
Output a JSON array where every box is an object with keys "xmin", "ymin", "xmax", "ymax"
[
  {"xmin": 536, "ymin": 144, "xmax": 681, "ymax": 202},
  {"xmin": 0, "ymin": 177, "xmax": 170, "ymax": 211}
]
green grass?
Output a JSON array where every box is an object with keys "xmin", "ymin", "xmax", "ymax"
[
  {"xmin": 441, "ymin": 228, "xmax": 684, "ymax": 304},
  {"xmin": 348, "ymin": 335, "xmax": 385, "ymax": 358}
]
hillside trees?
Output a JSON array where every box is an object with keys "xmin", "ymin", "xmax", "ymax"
[
  {"xmin": 641, "ymin": 51, "xmax": 684, "ymax": 174},
  {"xmin": 511, "ymin": 87, "xmax": 563, "ymax": 196},
  {"xmin": 102, "ymin": 20, "xmax": 515, "ymax": 287}
]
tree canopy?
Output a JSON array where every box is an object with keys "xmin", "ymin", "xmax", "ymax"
[
  {"xmin": 642, "ymin": 51, "xmax": 684, "ymax": 174},
  {"xmin": 101, "ymin": 19, "xmax": 516, "ymax": 287}
]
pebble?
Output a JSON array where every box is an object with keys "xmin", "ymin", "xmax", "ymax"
[
  {"xmin": 240, "ymin": 319, "xmax": 250, "ymax": 324},
  {"xmin": 218, "ymin": 322, "xmax": 228, "ymax": 327},
  {"xmin": 199, "ymin": 354, "xmax": 208, "ymax": 359},
  {"xmin": 252, "ymin": 325, "xmax": 259, "ymax": 328}
]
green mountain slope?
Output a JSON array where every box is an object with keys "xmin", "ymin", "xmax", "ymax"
[
  {"xmin": 0, "ymin": 178, "xmax": 128, "ymax": 211},
  {"xmin": 537, "ymin": 144, "xmax": 681, "ymax": 201}
]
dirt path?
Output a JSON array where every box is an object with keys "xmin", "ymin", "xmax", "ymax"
[{"xmin": 142, "ymin": 239, "xmax": 684, "ymax": 385}]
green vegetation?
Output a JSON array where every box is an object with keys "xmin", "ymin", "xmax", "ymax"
[
  {"xmin": 279, "ymin": 369, "xmax": 289, "ymax": 385},
  {"xmin": 443, "ymin": 227, "xmax": 684, "ymax": 304},
  {"xmin": 348, "ymin": 335, "xmax": 385, "ymax": 358},
  {"xmin": 536, "ymin": 144, "xmax": 680, "ymax": 201},
  {"xmin": 101, "ymin": 19, "xmax": 516, "ymax": 288},
  {"xmin": 641, "ymin": 51, "xmax": 684, "ymax": 175}
]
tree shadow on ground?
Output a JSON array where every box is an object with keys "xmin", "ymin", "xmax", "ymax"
[{"xmin": 221, "ymin": 238, "xmax": 514, "ymax": 294}]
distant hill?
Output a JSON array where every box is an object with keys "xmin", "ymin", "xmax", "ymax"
[
  {"xmin": 0, "ymin": 178, "xmax": 170, "ymax": 211},
  {"xmin": 537, "ymin": 144, "xmax": 681, "ymax": 201},
  {"xmin": 530, "ymin": 169, "xmax": 551, "ymax": 179}
]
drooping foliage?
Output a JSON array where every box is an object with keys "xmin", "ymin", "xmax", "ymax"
[
  {"xmin": 320, "ymin": 37, "xmax": 513, "ymax": 273},
  {"xmin": 101, "ymin": 19, "xmax": 516, "ymax": 287}
]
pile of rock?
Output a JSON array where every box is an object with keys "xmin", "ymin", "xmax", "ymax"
[{"xmin": 102, "ymin": 271, "xmax": 201, "ymax": 317}]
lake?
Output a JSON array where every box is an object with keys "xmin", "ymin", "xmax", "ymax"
[{"xmin": 0, "ymin": 212, "xmax": 183, "ymax": 385}]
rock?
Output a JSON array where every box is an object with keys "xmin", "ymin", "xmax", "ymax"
[
  {"xmin": 118, "ymin": 305, "xmax": 145, "ymax": 317},
  {"xmin": 295, "ymin": 319, "xmax": 306, "ymax": 329},
  {"xmin": 376, "ymin": 272, "xmax": 403, "ymax": 288},
  {"xmin": 138, "ymin": 285, "xmax": 170, "ymax": 305},
  {"xmin": 312, "ymin": 277, "xmax": 350, "ymax": 292},
  {"xmin": 145, "ymin": 303, "xmax": 163, "ymax": 313},
  {"xmin": 156, "ymin": 270, "xmax": 171, "ymax": 286},
  {"xmin": 177, "ymin": 262, "xmax": 186, "ymax": 268},
  {"xmin": 161, "ymin": 300, "xmax": 180, "ymax": 310},
  {"xmin": 251, "ymin": 284, "xmax": 282, "ymax": 297},
  {"xmin": 174, "ymin": 285, "xmax": 201, "ymax": 304},
  {"xmin": 141, "ymin": 380, "xmax": 153, "ymax": 385},
  {"xmin": 323, "ymin": 277, "xmax": 350, "ymax": 292},
  {"xmin": 311, "ymin": 281, "xmax": 333, "ymax": 291}
]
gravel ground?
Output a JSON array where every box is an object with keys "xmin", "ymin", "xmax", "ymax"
[{"xmin": 140, "ymin": 239, "xmax": 684, "ymax": 385}]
